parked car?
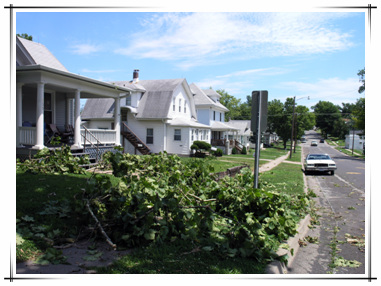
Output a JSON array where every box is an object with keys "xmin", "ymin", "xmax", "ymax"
[
  {"xmin": 311, "ymin": 140, "xmax": 318, "ymax": 146},
  {"xmin": 320, "ymin": 139, "xmax": 325, "ymax": 143},
  {"xmin": 304, "ymin": 153, "xmax": 336, "ymax": 175},
  {"xmin": 301, "ymin": 137, "xmax": 307, "ymax": 143}
]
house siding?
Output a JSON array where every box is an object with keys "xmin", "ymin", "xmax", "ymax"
[
  {"xmin": 166, "ymin": 126, "xmax": 191, "ymax": 155},
  {"xmin": 125, "ymin": 113, "xmax": 165, "ymax": 154}
]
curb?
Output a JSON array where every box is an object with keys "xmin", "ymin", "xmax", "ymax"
[{"xmin": 265, "ymin": 214, "xmax": 311, "ymax": 274}]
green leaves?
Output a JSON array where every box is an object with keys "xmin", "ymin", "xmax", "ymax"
[{"xmin": 83, "ymin": 152, "xmax": 311, "ymax": 264}]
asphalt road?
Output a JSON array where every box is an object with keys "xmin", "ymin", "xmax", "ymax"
[{"xmin": 286, "ymin": 130, "xmax": 366, "ymax": 275}]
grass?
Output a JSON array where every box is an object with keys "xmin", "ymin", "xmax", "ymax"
[
  {"xmin": 16, "ymin": 144, "xmax": 304, "ymax": 274},
  {"xmin": 94, "ymin": 240, "xmax": 265, "ymax": 274},
  {"xmin": 259, "ymin": 162, "xmax": 305, "ymax": 195}
]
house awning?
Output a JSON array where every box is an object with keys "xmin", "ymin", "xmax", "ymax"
[
  {"xmin": 211, "ymin": 121, "xmax": 240, "ymax": 132},
  {"xmin": 168, "ymin": 118, "xmax": 211, "ymax": 129}
]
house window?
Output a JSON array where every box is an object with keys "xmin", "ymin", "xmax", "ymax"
[
  {"xmin": 184, "ymin": 101, "xmax": 187, "ymax": 113},
  {"xmin": 213, "ymin": 111, "xmax": 216, "ymax": 120},
  {"xmin": 126, "ymin": 95, "xmax": 131, "ymax": 106},
  {"xmin": 179, "ymin": 99, "xmax": 182, "ymax": 112},
  {"xmin": 146, "ymin": 128, "xmax": 154, "ymax": 144},
  {"xmin": 220, "ymin": 113, "xmax": 222, "ymax": 121},
  {"xmin": 173, "ymin": 98, "xmax": 176, "ymax": 112},
  {"xmin": 174, "ymin": 129, "xmax": 181, "ymax": 141},
  {"xmin": 191, "ymin": 129, "xmax": 194, "ymax": 141}
]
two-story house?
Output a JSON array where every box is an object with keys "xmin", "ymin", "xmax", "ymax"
[{"xmin": 82, "ymin": 70, "xmax": 211, "ymax": 155}]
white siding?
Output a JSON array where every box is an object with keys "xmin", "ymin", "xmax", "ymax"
[{"xmin": 166, "ymin": 126, "xmax": 191, "ymax": 155}]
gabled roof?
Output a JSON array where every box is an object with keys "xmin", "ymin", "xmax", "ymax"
[
  {"xmin": 226, "ymin": 120, "xmax": 251, "ymax": 135},
  {"xmin": 16, "ymin": 36, "xmax": 68, "ymax": 72},
  {"xmin": 190, "ymin": 83, "xmax": 229, "ymax": 112},
  {"xmin": 83, "ymin": 78, "xmax": 197, "ymax": 120}
]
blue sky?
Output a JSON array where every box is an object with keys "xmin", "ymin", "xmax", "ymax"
[{"xmin": 16, "ymin": 11, "xmax": 365, "ymax": 110}]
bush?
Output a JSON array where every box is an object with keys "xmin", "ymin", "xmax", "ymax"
[
  {"xmin": 191, "ymin": 141, "xmax": 212, "ymax": 151},
  {"xmin": 232, "ymin": 147, "xmax": 237, "ymax": 154},
  {"xmin": 241, "ymin": 146, "xmax": 247, "ymax": 155},
  {"xmin": 212, "ymin": 148, "xmax": 223, "ymax": 157}
]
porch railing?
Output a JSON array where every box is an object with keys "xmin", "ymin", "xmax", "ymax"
[
  {"xmin": 80, "ymin": 128, "xmax": 116, "ymax": 145},
  {"xmin": 19, "ymin": 127, "xmax": 36, "ymax": 145},
  {"xmin": 211, "ymin": 139, "xmax": 226, "ymax": 146}
]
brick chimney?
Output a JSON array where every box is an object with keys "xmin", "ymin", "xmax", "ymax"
[{"xmin": 133, "ymin": 69, "xmax": 139, "ymax": 83}]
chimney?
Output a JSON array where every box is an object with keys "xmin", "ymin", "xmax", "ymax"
[{"xmin": 133, "ymin": 69, "xmax": 139, "ymax": 83}]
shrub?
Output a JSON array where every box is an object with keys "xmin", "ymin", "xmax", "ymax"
[
  {"xmin": 212, "ymin": 148, "xmax": 223, "ymax": 157},
  {"xmin": 232, "ymin": 147, "xmax": 237, "ymax": 154},
  {"xmin": 192, "ymin": 141, "xmax": 212, "ymax": 151},
  {"xmin": 241, "ymin": 146, "xmax": 247, "ymax": 155}
]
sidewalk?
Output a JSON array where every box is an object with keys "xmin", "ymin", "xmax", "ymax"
[{"xmin": 263, "ymin": 148, "xmax": 312, "ymax": 274}]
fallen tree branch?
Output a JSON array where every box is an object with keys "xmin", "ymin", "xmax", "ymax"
[{"xmin": 85, "ymin": 199, "xmax": 116, "ymax": 250}]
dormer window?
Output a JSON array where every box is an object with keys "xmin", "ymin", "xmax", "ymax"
[
  {"xmin": 173, "ymin": 98, "xmax": 176, "ymax": 112},
  {"xmin": 179, "ymin": 99, "xmax": 182, "ymax": 112},
  {"xmin": 184, "ymin": 101, "xmax": 187, "ymax": 113}
]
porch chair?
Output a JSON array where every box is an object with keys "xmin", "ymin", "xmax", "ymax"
[{"xmin": 49, "ymin": 124, "xmax": 71, "ymax": 143}]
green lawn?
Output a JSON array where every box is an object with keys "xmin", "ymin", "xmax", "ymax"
[{"xmin": 16, "ymin": 144, "xmax": 305, "ymax": 274}]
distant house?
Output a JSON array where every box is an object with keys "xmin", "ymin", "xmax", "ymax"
[
  {"xmin": 16, "ymin": 36, "xmax": 131, "ymax": 159},
  {"xmin": 345, "ymin": 131, "xmax": 365, "ymax": 151},
  {"xmin": 190, "ymin": 83, "xmax": 239, "ymax": 154}
]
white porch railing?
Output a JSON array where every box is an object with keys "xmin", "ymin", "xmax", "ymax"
[
  {"xmin": 80, "ymin": 129, "xmax": 117, "ymax": 145},
  {"xmin": 19, "ymin": 127, "xmax": 36, "ymax": 145}
]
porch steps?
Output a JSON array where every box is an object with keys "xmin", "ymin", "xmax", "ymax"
[{"xmin": 121, "ymin": 123, "xmax": 151, "ymax": 155}]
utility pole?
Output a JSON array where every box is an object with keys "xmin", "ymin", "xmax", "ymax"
[{"xmin": 290, "ymin": 96, "xmax": 296, "ymax": 159}]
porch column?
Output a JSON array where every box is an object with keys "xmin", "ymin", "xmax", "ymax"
[
  {"xmin": 73, "ymin": 90, "xmax": 81, "ymax": 147},
  {"xmin": 34, "ymin": 82, "xmax": 45, "ymax": 149},
  {"xmin": 114, "ymin": 96, "xmax": 121, "ymax": 145},
  {"xmin": 16, "ymin": 83, "xmax": 23, "ymax": 147}
]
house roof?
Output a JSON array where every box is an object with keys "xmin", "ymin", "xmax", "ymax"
[
  {"xmin": 16, "ymin": 36, "xmax": 68, "ymax": 72},
  {"xmin": 83, "ymin": 78, "xmax": 196, "ymax": 120},
  {"xmin": 225, "ymin": 120, "xmax": 251, "ymax": 136},
  {"xmin": 190, "ymin": 83, "xmax": 229, "ymax": 112},
  {"xmin": 81, "ymin": 98, "xmax": 115, "ymax": 120},
  {"xmin": 211, "ymin": 121, "xmax": 239, "ymax": 131},
  {"xmin": 168, "ymin": 118, "xmax": 211, "ymax": 128}
]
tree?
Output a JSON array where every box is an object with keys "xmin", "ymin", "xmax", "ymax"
[
  {"xmin": 267, "ymin": 98, "xmax": 292, "ymax": 149},
  {"xmin": 353, "ymin": 97, "xmax": 365, "ymax": 132},
  {"xmin": 312, "ymin": 101, "xmax": 341, "ymax": 138},
  {"xmin": 217, "ymin": 89, "xmax": 242, "ymax": 121},
  {"xmin": 17, "ymin": 33, "xmax": 33, "ymax": 41},
  {"xmin": 339, "ymin": 102, "xmax": 355, "ymax": 119},
  {"xmin": 357, "ymin": 68, "xmax": 365, "ymax": 94},
  {"xmin": 295, "ymin": 105, "xmax": 315, "ymax": 139}
]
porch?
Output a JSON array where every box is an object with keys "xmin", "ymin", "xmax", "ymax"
[{"xmin": 16, "ymin": 65, "xmax": 133, "ymax": 151}]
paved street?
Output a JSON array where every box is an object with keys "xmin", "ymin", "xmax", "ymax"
[{"xmin": 287, "ymin": 130, "xmax": 366, "ymax": 275}]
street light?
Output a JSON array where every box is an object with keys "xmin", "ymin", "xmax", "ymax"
[{"xmin": 289, "ymin": 96, "xmax": 310, "ymax": 159}]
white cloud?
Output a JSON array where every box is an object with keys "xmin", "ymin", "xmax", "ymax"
[
  {"xmin": 70, "ymin": 44, "xmax": 101, "ymax": 55},
  {"xmin": 279, "ymin": 77, "xmax": 362, "ymax": 107},
  {"xmin": 115, "ymin": 12, "xmax": 353, "ymax": 69}
]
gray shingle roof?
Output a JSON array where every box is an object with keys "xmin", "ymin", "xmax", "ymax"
[
  {"xmin": 16, "ymin": 36, "xmax": 68, "ymax": 72},
  {"xmin": 83, "ymin": 78, "xmax": 187, "ymax": 120},
  {"xmin": 225, "ymin": 120, "xmax": 251, "ymax": 135},
  {"xmin": 81, "ymin": 98, "xmax": 114, "ymax": 119},
  {"xmin": 190, "ymin": 83, "xmax": 229, "ymax": 112}
]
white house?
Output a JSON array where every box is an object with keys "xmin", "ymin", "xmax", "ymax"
[
  {"xmin": 345, "ymin": 133, "xmax": 365, "ymax": 151},
  {"xmin": 82, "ymin": 71, "xmax": 211, "ymax": 155},
  {"xmin": 16, "ymin": 36, "xmax": 131, "ymax": 160},
  {"xmin": 190, "ymin": 83, "xmax": 239, "ymax": 154}
]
